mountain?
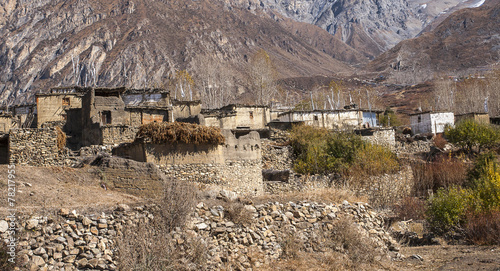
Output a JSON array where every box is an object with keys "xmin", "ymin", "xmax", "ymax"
[
  {"xmin": 366, "ymin": 0, "xmax": 500, "ymax": 84},
  {"xmin": 0, "ymin": 0, "xmax": 356, "ymax": 105},
  {"xmin": 232, "ymin": 0, "xmax": 485, "ymax": 59}
]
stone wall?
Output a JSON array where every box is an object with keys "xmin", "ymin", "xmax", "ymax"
[
  {"xmin": 360, "ymin": 128, "xmax": 396, "ymax": 150},
  {"xmin": 395, "ymin": 140, "xmax": 432, "ymax": 155},
  {"xmin": 8, "ymin": 128, "xmax": 69, "ymax": 166},
  {"xmin": 161, "ymin": 160, "xmax": 263, "ymax": 195},
  {"xmin": 101, "ymin": 125, "xmax": 138, "ymax": 145},
  {"xmin": 4, "ymin": 200, "xmax": 399, "ymax": 270}
]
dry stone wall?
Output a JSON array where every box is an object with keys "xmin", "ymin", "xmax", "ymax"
[
  {"xmin": 3, "ymin": 200, "xmax": 400, "ymax": 270},
  {"xmin": 101, "ymin": 126, "xmax": 137, "ymax": 145},
  {"xmin": 8, "ymin": 128, "xmax": 72, "ymax": 166},
  {"xmin": 161, "ymin": 160, "xmax": 263, "ymax": 195}
]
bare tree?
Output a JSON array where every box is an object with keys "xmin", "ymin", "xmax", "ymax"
[
  {"xmin": 190, "ymin": 54, "xmax": 234, "ymax": 109},
  {"xmin": 172, "ymin": 70, "xmax": 195, "ymax": 101},
  {"xmin": 249, "ymin": 49, "xmax": 278, "ymax": 106}
]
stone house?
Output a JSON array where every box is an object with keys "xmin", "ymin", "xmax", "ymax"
[
  {"xmin": 276, "ymin": 109, "xmax": 381, "ymax": 130},
  {"xmin": 202, "ymin": 105, "xmax": 271, "ymax": 130},
  {"xmin": 455, "ymin": 112, "xmax": 490, "ymax": 125},
  {"xmin": 32, "ymin": 86, "xmax": 203, "ymax": 148},
  {"xmin": 36, "ymin": 87, "xmax": 84, "ymax": 128},
  {"xmin": 113, "ymin": 129, "xmax": 263, "ymax": 195},
  {"xmin": 410, "ymin": 111, "xmax": 454, "ymax": 135}
]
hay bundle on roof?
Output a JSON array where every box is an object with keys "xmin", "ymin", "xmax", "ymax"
[{"xmin": 137, "ymin": 122, "xmax": 225, "ymax": 145}]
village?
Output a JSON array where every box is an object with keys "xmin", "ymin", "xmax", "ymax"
[{"xmin": 1, "ymin": 86, "xmax": 499, "ymax": 270}]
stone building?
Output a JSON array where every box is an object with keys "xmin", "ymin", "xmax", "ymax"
[
  {"xmin": 33, "ymin": 86, "xmax": 202, "ymax": 148},
  {"xmin": 410, "ymin": 111, "xmax": 454, "ymax": 135},
  {"xmin": 276, "ymin": 109, "xmax": 381, "ymax": 130},
  {"xmin": 455, "ymin": 112, "xmax": 490, "ymax": 125},
  {"xmin": 36, "ymin": 87, "xmax": 84, "ymax": 128},
  {"xmin": 202, "ymin": 105, "xmax": 271, "ymax": 130},
  {"xmin": 113, "ymin": 129, "xmax": 263, "ymax": 195}
]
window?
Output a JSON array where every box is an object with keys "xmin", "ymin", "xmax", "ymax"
[
  {"xmin": 249, "ymin": 111, "xmax": 254, "ymax": 119},
  {"xmin": 62, "ymin": 97, "xmax": 70, "ymax": 106},
  {"xmin": 101, "ymin": 111, "xmax": 112, "ymax": 124},
  {"xmin": 314, "ymin": 115, "xmax": 319, "ymax": 121},
  {"xmin": 418, "ymin": 116, "xmax": 421, "ymax": 123}
]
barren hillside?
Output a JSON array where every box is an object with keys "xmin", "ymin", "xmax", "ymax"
[{"xmin": 0, "ymin": 0, "xmax": 355, "ymax": 105}]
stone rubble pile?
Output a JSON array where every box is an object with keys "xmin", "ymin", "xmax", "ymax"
[{"xmin": 2, "ymin": 200, "xmax": 400, "ymax": 270}]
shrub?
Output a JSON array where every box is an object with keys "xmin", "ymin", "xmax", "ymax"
[
  {"xmin": 411, "ymin": 157, "xmax": 468, "ymax": 197},
  {"xmin": 159, "ymin": 178, "xmax": 197, "ymax": 232},
  {"xmin": 378, "ymin": 107, "xmax": 403, "ymax": 127},
  {"xmin": 289, "ymin": 125, "xmax": 331, "ymax": 174},
  {"xmin": 426, "ymin": 186, "xmax": 470, "ymax": 233},
  {"xmin": 325, "ymin": 132, "xmax": 366, "ymax": 175},
  {"xmin": 351, "ymin": 143, "xmax": 399, "ymax": 177},
  {"xmin": 223, "ymin": 201, "xmax": 254, "ymax": 226},
  {"xmin": 290, "ymin": 125, "xmax": 399, "ymax": 177},
  {"xmin": 465, "ymin": 210, "xmax": 500, "ymax": 245},
  {"xmin": 325, "ymin": 216, "xmax": 378, "ymax": 267},
  {"xmin": 444, "ymin": 119, "xmax": 500, "ymax": 153},
  {"xmin": 433, "ymin": 133, "xmax": 447, "ymax": 149},
  {"xmin": 396, "ymin": 197, "xmax": 427, "ymax": 221},
  {"xmin": 55, "ymin": 126, "xmax": 66, "ymax": 150},
  {"xmin": 117, "ymin": 179, "xmax": 203, "ymax": 270}
]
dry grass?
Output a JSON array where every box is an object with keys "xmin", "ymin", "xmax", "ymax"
[
  {"xmin": 137, "ymin": 122, "xmax": 225, "ymax": 145},
  {"xmin": 395, "ymin": 197, "xmax": 427, "ymax": 221},
  {"xmin": 433, "ymin": 134, "xmax": 448, "ymax": 149},
  {"xmin": 222, "ymin": 201, "xmax": 254, "ymax": 226},
  {"xmin": 117, "ymin": 178, "xmax": 203, "ymax": 270},
  {"xmin": 157, "ymin": 178, "xmax": 198, "ymax": 232},
  {"xmin": 411, "ymin": 156, "xmax": 468, "ymax": 197},
  {"xmin": 0, "ymin": 241, "xmax": 17, "ymax": 271},
  {"xmin": 55, "ymin": 126, "xmax": 66, "ymax": 150},
  {"xmin": 465, "ymin": 210, "xmax": 500, "ymax": 245},
  {"xmin": 258, "ymin": 216, "xmax": 387, "ymax": 271}
]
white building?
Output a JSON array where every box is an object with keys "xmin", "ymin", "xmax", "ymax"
[
  {"xmin": 277, "ymin": 109, "xmax": 380, "ymax": 130},
  {"xmin": 410, "ymin": 111, "xmax": 454, "ymax": 135}
]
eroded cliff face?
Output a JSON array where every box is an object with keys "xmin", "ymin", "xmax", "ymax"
[
  {"xmin": 0, "ymin": 0, "xmax": 355, "ymax": 105},
  {"xmin": 233, "ymin": 0, "xmax": 477, "ymax": 58}
]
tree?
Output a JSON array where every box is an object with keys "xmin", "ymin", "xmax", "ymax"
[
  {"xmin": 445, "ymin": 119, "xmax": 500, "ymax": 153},
  {"xmin": 249, "ymin": 49, "xmax": 278, "ymax": 106},
  {"xmin": 173, "ymin": 70, "xmax": 195, "ymax": 101},
  {"xmin": 190, "ymin": 54, "xmax": 234, "ymax": 109}
]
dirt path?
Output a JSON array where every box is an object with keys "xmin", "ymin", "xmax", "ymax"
[
  {"xmin": 395, "ymin": 245, "xmax": 500, "ymax": 270},
  {"xmin": 0, "ymin": 165, "xmax": 143, "ymax": 216}
]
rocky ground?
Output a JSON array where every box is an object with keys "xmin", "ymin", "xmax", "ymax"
[{"xmin": 1, "ymin": 165, "xmax": 499, "ymax": 270}]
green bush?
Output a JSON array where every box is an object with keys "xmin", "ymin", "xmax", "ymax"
[
  {"xmin": 325, "ymin": 132, "xmax": 366, "ymax": 175},
  {"xmin": 378, "ymin": 107, "xmax": 403, "ymax": 127},
  {"xmin": 351, "ymin": 143, "xmax": 400, "ymax": 177},
  {"xmin": 290, "ymin": 125, "xmax": 331, "ymax": 174},
  {"xmin": 289, "ymin": 125, "xmax": 399, "ymax": 176},
  {"xmin": 427, "ymin": 153, "xmax": 500, "ymax": 237},
  {"xmin": 444, "ymin": 119, "xmax": 500, "ymax": 153},
  {"xmin": 426, "ymin": 186, "xmax": 470, "ymax": 233}
]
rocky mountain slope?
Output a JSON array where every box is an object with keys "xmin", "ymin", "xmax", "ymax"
[
  {"xmin": 0, "ymin": 0, "xmax": 355, "ymax": 105},
  {"xmin": 366, "ymin": 0, "xmax": 500, "ymax": 83},
  {"xmin": 233, "ymin": 0, "xmax": 484, "ymax": 59}
]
